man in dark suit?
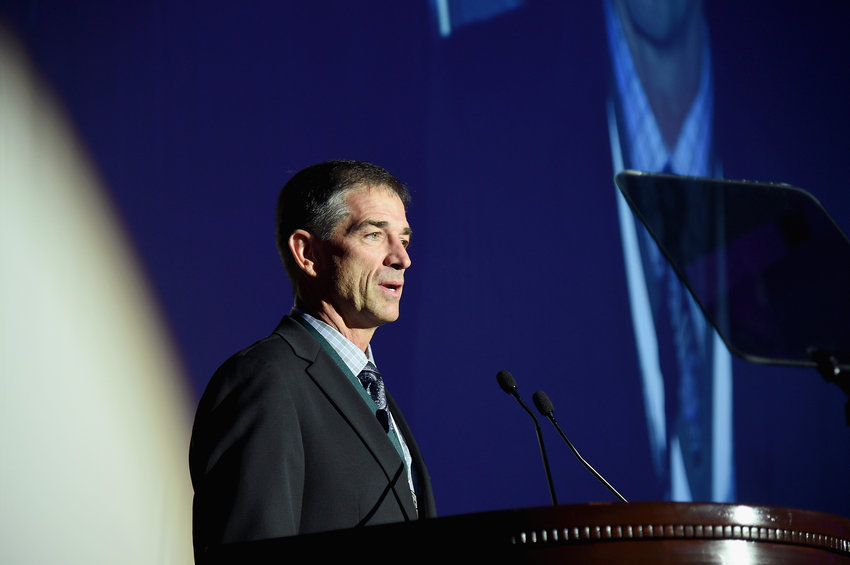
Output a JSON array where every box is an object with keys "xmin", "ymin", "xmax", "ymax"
[{"xmin": 189, "ymin": 160, "xmax": 436, "ymax": 562}]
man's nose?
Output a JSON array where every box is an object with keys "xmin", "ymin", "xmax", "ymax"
[{"xmin": 385, "ymin": 236, "xmax": 411, "ymax": 270}]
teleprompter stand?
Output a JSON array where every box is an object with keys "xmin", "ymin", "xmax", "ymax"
[{"xmin": 614, "ymin": 170, "xmax": 850, "ymax": 426}]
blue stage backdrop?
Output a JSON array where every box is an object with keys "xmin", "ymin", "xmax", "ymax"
[{"xmin": 2, "ymin": 2, "xmax": 849, "ymax": 560}]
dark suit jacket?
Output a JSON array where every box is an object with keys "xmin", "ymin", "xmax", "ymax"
[{"xmin": 189, "ymin": 314, "xmax": 436, "ymax": 561}]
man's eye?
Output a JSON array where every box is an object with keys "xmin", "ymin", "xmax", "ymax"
[{"xmin": 366, "ymin": 232, "xmax": 381, "ymax": 240}]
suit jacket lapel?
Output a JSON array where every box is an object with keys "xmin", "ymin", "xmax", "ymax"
[
  {"xmin": 274, "ymin": 316, "xmax": 417, "ymax": 518},
  {"xmin": 386, "ymin": 393, "xmax": 436, "ymax": 518}
]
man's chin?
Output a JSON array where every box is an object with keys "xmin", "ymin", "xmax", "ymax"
[
  {"xmin": 374, "ymin": 310, "xmax": 400, "ymax": 325},
  {"xmin": 347, "ymin": 308, "xmax": 400, "ymax": 330}
]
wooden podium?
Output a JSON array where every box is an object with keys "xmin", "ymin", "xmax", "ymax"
[{"xmin": 204, "ymin": 502, "xmax": 850, "ymax": 564}]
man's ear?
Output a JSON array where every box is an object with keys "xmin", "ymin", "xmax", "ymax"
[{"xmin": 289, "ymin": 229, "xmax": 322, "ymax": 279}]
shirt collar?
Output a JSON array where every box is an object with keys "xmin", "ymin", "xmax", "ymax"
[{"xmin": 294, "ymin": 309, "xmax": 374, "ymax": 376}]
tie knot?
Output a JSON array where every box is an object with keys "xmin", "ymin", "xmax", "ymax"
[{"xmin": 358, "ymin": 362, "xmax": 386, "ymax": 411}]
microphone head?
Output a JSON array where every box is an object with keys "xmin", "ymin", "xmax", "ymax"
[
  {"xmin": 496, "ymin": 370, "xmax": 518, "ymax": 395},
  {"xmin": 532, "ymin": 390, "xmax": 555, "ymax": 417}
]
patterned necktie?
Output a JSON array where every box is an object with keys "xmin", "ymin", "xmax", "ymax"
[
  {"xmin": 358, "ymin": 362, "xmax": 417, "ymax": 511},
  {"xmin": 358, "ymin": 362, "xmax": 389, "ymax": 432}
]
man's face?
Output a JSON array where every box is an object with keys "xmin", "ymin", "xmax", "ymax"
[{"xmin": 317, "ymin": 186, "xmax": 412, "ymax": 330}]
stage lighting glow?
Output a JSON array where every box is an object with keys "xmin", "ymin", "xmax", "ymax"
[{"xmin": 0, "ymin": 25, "xmax": 193, "ymax": 565}]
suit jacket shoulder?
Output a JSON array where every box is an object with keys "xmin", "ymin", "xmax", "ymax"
[{"xmin": 189, "ymin": 315, "xmax": 432, "ymax": 561}]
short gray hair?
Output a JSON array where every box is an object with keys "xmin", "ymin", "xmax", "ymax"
[{"xmin": 275, "ymin": 160, "xmax": 411, "ymax": 292}]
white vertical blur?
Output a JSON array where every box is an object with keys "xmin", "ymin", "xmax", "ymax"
[{"xmin": 0, "ymin": 25, "xmax": 193, "ymax": 565}]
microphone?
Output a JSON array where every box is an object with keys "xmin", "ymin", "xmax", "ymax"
[
  {"xmin": 496, "ymin": 370, "xmax": 558, "ymax": 505},
  {"xmin": 532, "ymin": 390, "xmax": 628, "ymax": 503}
]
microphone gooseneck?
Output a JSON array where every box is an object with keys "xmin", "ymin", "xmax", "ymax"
[
  {"xmin": 496, "ymin": 370, "xmax": 558, "ymax": 506},
  {"xmin": 532, "ymin": 390, "xmax": 628, "ymax": 503}
]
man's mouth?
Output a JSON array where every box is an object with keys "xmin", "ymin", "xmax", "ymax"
[{"xmin": 379, "ymin": 281, "xmax": 403, "ymax": 293}]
